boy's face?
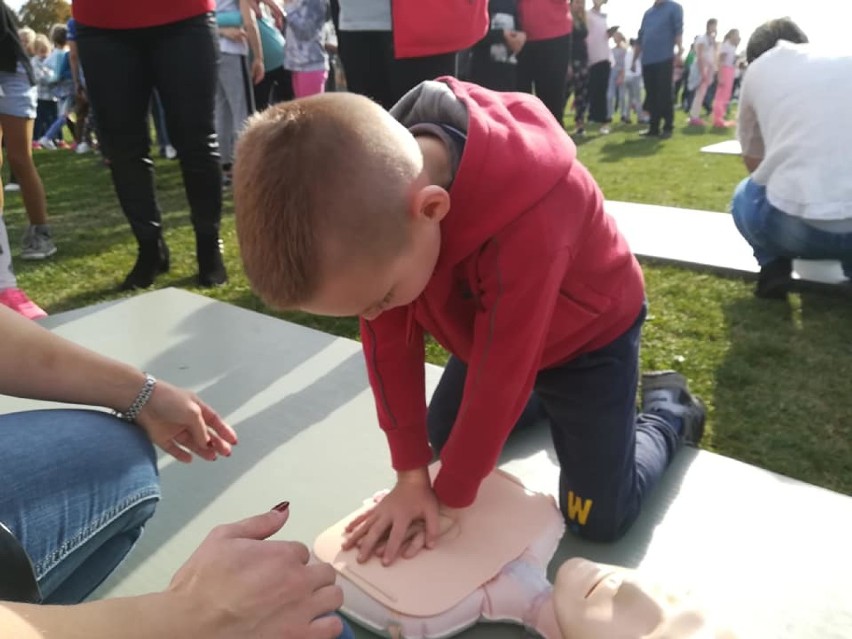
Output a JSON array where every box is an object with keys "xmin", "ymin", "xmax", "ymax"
[{"xmin": 301, "ymin": 213, "xmax": 443, "ymax": 320}]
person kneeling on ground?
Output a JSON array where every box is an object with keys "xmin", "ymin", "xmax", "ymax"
[{"xmin": 731, "ymin": 17, "xmax": 852, "ymax": 299}]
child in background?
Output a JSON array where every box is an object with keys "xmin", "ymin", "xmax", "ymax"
[
  {"xmin": 283, "ymin": 0, "xmax": 330, "ymax": 98},
  {"xmin": 607, "ymin": 30, "xmax": 627, "ymax": 122},
  {"xmin": 469, "ymin": 0, "xmax": 526, "ymax": 92},
  {"xmin": 31, "ymin": 34, "xmax": 56, "ymax": 143},
  {"xmin": 233, "ymin": 80, "xmax": 706, "ymax": 563},
  {"xmin": 36, "ymin": 24, "xmax": 73, "ymax": 150},
  {"xmin": 621, "ymin": 38, "xmax": 643, "ymax": 123},
  {"xmin": 712, "ymin": 29, "xmax": 740, "ymax": 128}
]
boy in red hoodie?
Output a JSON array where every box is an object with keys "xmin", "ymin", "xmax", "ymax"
[{"xmin": 233, "ymin": 78, "xmax": 705, "ymax": 565}]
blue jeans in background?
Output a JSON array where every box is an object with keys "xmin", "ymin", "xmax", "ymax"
[
  {"xmin": 0, "ymin": 409, "xmax": 160, "ymax": 604},
  {"xmin": 731, "ymin": 177, "xmax": 852, "ymax": 276}
]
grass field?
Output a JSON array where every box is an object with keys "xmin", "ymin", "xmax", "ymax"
[{"xmin": 6, "ymin": 109, "xmax": 851, "ymax": 496}]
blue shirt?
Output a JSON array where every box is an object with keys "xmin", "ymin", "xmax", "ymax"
[{"xmin": 638, "ymin": 0, "xmax": 683, "ymax": 65}]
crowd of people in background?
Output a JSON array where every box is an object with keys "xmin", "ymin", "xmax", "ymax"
[{"xmin": 0, "ymin": 0, "xmax": 777, "ymax": 324}]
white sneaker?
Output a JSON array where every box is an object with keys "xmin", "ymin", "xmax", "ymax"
[
  {"xmin": 165, "ymin": 145, "xmax": 177, "ymax": 160},
  {"xmin": 75, "ymin": 142, "xmax": 91, "ymax": 154},
  {"xmin": 37, "ymin": 138, "xmax": 56, "ymax": 150},
  {"xmin": 4, "ymin": 183, "xmax": 20, "ymax": 192},
  {"xmin": 20, "ymin": 225, "xmax": 57, "ymax": 260}
]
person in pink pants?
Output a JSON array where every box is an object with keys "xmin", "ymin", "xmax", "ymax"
[
  {"xmin": 284, "ymin": 0, "xmax": 330, "ymax": 98},
  {"xmin": 713, "ymin": 29, "xmax": 741, "ymax": 127}
]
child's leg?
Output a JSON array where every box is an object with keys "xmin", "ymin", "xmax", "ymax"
[
  {"xmin": 0, "ymin": 114, "xmax": 49, "ymax": 227},
  {"xmin": 573, "ymin": 63, "xmax": 590, "ymax": 127},
  {"xmin": 427, "ymin": 355, "xmax": 548, "ymax": 455},
  {"xmin": 292, "ymin": 70, "xmax": 329, "ymax": 99},
  {"xmin": 536, "ymin": 305, "xmax": 684, "ymax": 542}
]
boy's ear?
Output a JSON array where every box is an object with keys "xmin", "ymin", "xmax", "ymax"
[{"xmin": 412, "ymin": 185, "xmax": 450, "ymax": 224}]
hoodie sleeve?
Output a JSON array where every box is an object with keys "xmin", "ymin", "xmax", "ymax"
[
  {"xmin": 361, "ymin": 307, "xmax": 433, "ymax": 472},
  {"xmin": 432, "ymin": 215, "xmax": 571, "ymax": 508}
]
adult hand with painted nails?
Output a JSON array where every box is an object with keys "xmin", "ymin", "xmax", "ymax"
[
  {"xmin": 0, "ymin": 506, "xmax": 352, "ymax": 639},
  {"xmin": 168, "ymin": 505, "xmax": 346, "ymax": 639}
]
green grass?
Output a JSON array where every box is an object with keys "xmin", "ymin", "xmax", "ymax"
[{"xmin": 5, "ymin": 109, "xmax": 851, "ymax": 496}]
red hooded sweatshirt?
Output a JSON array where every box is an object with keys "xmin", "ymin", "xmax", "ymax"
[
  {"xmin": 392, "ymin": 0, "xmax": 489, "ymax": 59},
  {"xmin": 361, "ymin": 78, "xmax": 644, "ymax": 509},
  {"xmin": 74, "ymin": 0, "xmax": 213, "ymax": 29},
  {"xmin": 518, "ymin": 0, "xmax": 572, "ymax": 42}
]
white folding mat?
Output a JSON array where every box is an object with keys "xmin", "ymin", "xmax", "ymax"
[
  {"xmin": 605, "ymin": 200, "xmax": 849, "ymax": 286},
  {"xmin": 3, "ymin": 289, "xmax": 851, "ymax": 638},
  {"xmin": 700, "ymin": 139, "xmax": 742, "ymax": 155}
]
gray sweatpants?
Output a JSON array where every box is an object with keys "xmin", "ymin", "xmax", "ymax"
[{"xmin": 216, "ymin": 52, "xmax": 253, "ymax": 166}]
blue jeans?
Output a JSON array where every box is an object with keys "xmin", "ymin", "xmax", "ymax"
[
  {"xmin": 731, "ymin": 177, "xmax": 852, "ymax": 276},
  {"xmin": 0, "ymin": 409, "xmax": 160, "ymax": 604},
  {"xmin": 427, "ymin": 304, "xmax": 682, "ymax": 542}
]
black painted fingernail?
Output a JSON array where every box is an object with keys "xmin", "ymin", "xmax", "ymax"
[{"xmin": 272, "ymin": 501, "xmax": 290, "ymax": 513}]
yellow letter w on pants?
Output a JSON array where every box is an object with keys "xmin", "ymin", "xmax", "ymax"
[{"xmin": 566, "ymin": 491, "xmax": 594, "ymax": 525}]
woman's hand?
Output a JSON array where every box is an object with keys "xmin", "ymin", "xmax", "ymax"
[
  {"xmin": 135, "ymin": 381, "xmax": 237, "ymax": 463},
  {"xmin": 168, "ymin": 507, "xmax": 344, "ymax": 639}
]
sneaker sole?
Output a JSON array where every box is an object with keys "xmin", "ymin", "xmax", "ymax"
[
  {"xmin": 642, "ymin": 370, "xmax": 688, "ymax": 394},
  {"xmin": 20, "ymin": 247, "xmax": 58, "ymax": 260}
]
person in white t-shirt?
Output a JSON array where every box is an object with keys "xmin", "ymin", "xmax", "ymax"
[
  {"xmin": 687, "ymin": 18, "xmax": 716, "ymax": 126},
  {"xmin": 731, "ymin": 17, "xmax": 852, "ymax": 299}
]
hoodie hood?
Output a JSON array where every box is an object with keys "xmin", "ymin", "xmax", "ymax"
[{"xmin": 391, "ymin": 78, "xmax": 578, "ymax": 269}]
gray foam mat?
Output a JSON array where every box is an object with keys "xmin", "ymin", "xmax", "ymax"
[{"xmin": 3, "ymin": 289, "xmax": 850, "ymax": 638}]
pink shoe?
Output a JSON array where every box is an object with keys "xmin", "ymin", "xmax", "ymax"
[
  {"xmin": 0, "ymin": 287, "xmax": 48, "ymax": 320},
  {"xmin": 688, "ymin": 117, "xmax": 707, "ymax": 126}
]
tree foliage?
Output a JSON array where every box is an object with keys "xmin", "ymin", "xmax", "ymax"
[{"xmin": 17, "ymin": 0, "xmax": 71, "ymax": 36}]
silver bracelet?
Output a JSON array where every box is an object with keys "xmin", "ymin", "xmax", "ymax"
[{"xmin": 114, "ymin": 373, "xmax": 157, "ymax": 423}]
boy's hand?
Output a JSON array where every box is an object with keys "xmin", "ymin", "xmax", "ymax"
[{"xmin": 342, "ymin": 468, "xmax": 440, "ymax": 566}]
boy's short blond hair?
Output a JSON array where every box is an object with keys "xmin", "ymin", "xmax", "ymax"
[
  {"xmin": 33, "ymin": 34, "xmax": 51, "ymax": 55},
  {"xmin": 234, "ymin": 93, "xmax": 423, "ymax": 310}
]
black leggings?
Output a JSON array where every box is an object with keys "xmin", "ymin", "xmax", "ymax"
[
  {"xmin": 587, "ymin": 60, "xmax": 611, "ymax": 123},
  {"xmin": 254, "ymin": 65, "xmax": 294, "ymax": 111},
  {"xmin": 516, "ymin": 34, "xmax": 572, "ymax": 124},
  {"xmin": 337, "ymin": 30, "xmax": 456, "ymax": 109},
  {"xmin": 76, "ymin": 13, "xmax": 221, "ymax": 241}
]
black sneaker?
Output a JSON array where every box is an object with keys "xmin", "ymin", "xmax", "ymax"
[
  {"xmin": 642, "ymin": 371, "xmax": 706, "ymax": 447},
  {"xmin": 755, "ymin": 258, "xmax": 792, "ymax": 300},
  {"xmin": 659, "ymin": 129, "xmax": 673, "ymax": 139}
]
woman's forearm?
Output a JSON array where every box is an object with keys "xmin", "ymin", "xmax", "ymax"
[
  {"xmin": 0, "ymin": 305, "xmax": 147, "ymax": 412},
  {"xmin": 0, "ymin": 593, "xmax": 195, "ymax": 639}
]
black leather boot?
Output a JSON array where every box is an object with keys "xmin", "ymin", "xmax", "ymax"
[
  {"xmin": 196, "ymin": 232, "xmax": 228, "ymax": 287},
  {"xmin": 120, "ymin": 236, "xmax": 170, "ymax": 291}
]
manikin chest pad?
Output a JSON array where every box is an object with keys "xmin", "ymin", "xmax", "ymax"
[{"xmin": 313, "ymin": 465, "xmax": 566, "ymax": 638}]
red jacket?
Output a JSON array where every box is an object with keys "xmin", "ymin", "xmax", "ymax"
[
  {"xmin": 362, "ymin": 78, "xmax": 645, "ymax": 509},
  {"xmin": 392, "ymin": 0, "xmax": 488, "ymax": 58},
  {"xmin": 518, "ymin": 0, "xmax": 572, "ymax": 42},
  {"xmin": 74, "ymin": 0, "xmax": 213, "ymax": 29}
]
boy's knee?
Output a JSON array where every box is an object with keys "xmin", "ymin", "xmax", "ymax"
[{"xmin": 560, "ymin": 496, "xmax": 637, "ymax": 543}]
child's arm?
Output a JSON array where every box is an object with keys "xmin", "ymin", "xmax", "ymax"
[
  {"xmin": 431, "ymin": 223, "xmax": 571, "ymax": 512},
  {"xmin": 239, "ymin": 0, "xmax": 265, "ymax": 83},
  {"xmin": 352, "ymin": 307, "xmax": 440, "ymax": 564}
]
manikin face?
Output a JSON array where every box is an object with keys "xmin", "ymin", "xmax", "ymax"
[
  {"xmin": 553, "ymin": 558, "xmax": 735, "ymax": 639},
  {"xmin": 300, "ymin": 207, "xmax": 444, "ymax": 320}
]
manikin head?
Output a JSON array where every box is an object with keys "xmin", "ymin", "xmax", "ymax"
[{"xmin": 553, "ymin": 558, "xmax": 738, "ymax": 639}]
